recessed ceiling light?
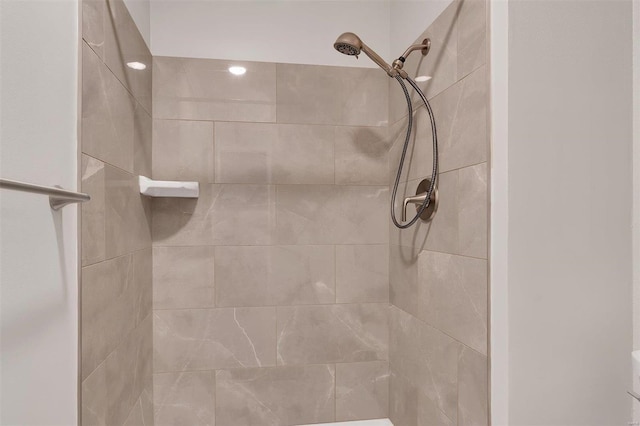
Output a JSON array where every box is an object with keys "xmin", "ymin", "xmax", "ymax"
[
  {"xmin": 415, "ymin": 75, "xmax": 432, "ymax": 82},
  {"xmin": 228, "ymin": 66, "xmax": 247, "ymax": 76},
  {"xmin": 126, "ymin": 61, "xmax": 146, "ymax": 70}
]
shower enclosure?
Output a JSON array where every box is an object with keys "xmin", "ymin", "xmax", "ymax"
[{"xmin": 78, "ymin": 0, "xmax": 489, "ymax": 424}]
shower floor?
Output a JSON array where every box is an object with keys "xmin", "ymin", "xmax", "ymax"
[{"xmin": 299, "ymin": 419, "xmax": 393, "ymax": 426}]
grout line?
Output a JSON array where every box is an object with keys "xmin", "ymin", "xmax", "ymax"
[{"xmin": 152, "ymin": 302, "xmax": 390, "ymax": 312}]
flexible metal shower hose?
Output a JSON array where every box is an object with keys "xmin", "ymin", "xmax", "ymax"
[{"xmin": 390, "ymin": 75, "xmax": 439, "ymax": 229}]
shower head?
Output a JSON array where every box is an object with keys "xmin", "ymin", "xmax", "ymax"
[
  {"xmin": 333, "ymin": 32, "xmax": 396, "ymax": 77},
  {"xmin": 334, "ymin": 32, "xmax": 362, "ymax": 56}
]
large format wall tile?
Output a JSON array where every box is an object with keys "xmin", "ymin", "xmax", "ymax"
[
  {"xmin": 105, "ymin": 164, "xmax": 152, "ymax": 258},
  {"xmin": 153, "ymin": 57, "xmax": 276, "ymax": 122},
  {"xmin": 153, "ymin": 119, "xmax": 214, "ymax": 183},
  {"xmin": 215, "ymin": 245, "xmax": 335, "ymax": 307},
  {"xmin": 215, "ymin": 122, "xmax": 334, "ymax": 184},
  {"xmin": 82, "ymin": 155, "xmax": 106, "ymax": 266},
  {"xmin": 215, "ymin": 365, "xmax": 335, "ymax": 426},
  {"xmin": 457, "ymin": 0, "xmax": 486, "ymax": 79},
  {"xmin": 336, "ymin": 245, "xmax": 389, "ymax": 303},
  {"xmin": 458, "ymin": 162, "xmax": 488, "ymax": 258},
  {"xmin": 277, "ymin": 63, "xmax": 388, "ymax": 127},
  {"xmin": 153, "ymin": 307, "xmax": 276, "ymax": 372},
  {"xmin": 153, "ymin": 371, "xmax": 215, "ymax": 426},
  {"xmin": 389, "ymin": 372, "xmax": 454, "ymax": 426},
  {"xmin": 335, "ymin": 126, "xmax": 390, "ymax": 185},
  {"xmin": 134, "ymin": 106, "xmax": 153, "ymax": 177},
  {"xmin": 336, "ymin": 361, "xmax": 389, "ymax": 421},
  {"xmin": 276, "ymin": 304, "xmax": 388, "ymax": 365},
  {"xmin": 152, "ymin": 184, "xmax": 275, "ymax": 246},
  {"xmin": 276, "ymin": 185, "xmax": 388, "ymax": 245},
  {"xmin": 124, "ymin": 380, "xmax": 154, "ymax": 426},
  {"xmin": 82, "ymin": 0, "xmax": 105, "ymax": 59},
  {"xmin": 82, "ymin": 42, "xmax": 136, "ymax": 172},
  {"xmin": 390, "ymin": 306, "xmax": 460, "ymax": 422},
  {"xmin": 458, "ymin": 346, "xmax": 488, "ymax": 426},
  {"xmin": 153, "ymin": 246, "xmax": 215, "ymax": 309}
]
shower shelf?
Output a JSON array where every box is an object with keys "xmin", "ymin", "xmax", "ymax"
[{"xmin": 139, "ymin": 176, "xmax": 199, "ymax": 198}]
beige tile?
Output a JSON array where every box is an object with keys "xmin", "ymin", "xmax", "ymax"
[
  {"xmin": 82, "ymin": 0, "xmax": 105, "ymax": 59},
  {"xmin": 153, "ymin": 56, "xmax": 276, "ymax": 122},
  {"xmin": 389, "ymin": 371, "xmax": 454, "ymax": 426},
  {"xmin": 388, "ymin": 106, "xmax": 436, "ymax": 184},
  {"xmin": 457, "ymin": 0, "xmax": 487, "ymax": 79},
  {"xmin": 389, "ymin": 306, "xmax": 460, "ymax": 422},
  {"xmin": 276, "ymin": 185, "xmax": 388, "ymax": 245},
  {"xmin": 81, "ymin": 254, "xmax": 134, "ymax": 379},
  {"xmin": 389, "ymin": 244, "xmax": 421, "ymax": 317},
  {"xmin": 153, "ymin": 307, "xmax": 276, "ymax": 372},
  {"xmin": 214, "ymin": 245, "xmax": 335, "ymax": 307},
  {"xmin": 103, "ymin": 0, "xmax": 152, "ymax": 112},
  {"xmin": 419, "ymin": 251, "xmax": 487, "ymax": 354},
  {"xmin": 153, "ymin": 371, "xmax": 215, "ymax": 426},
  {"xmin": 153, "ymin": 246, "xmax": 215, "ymax": 309},
  {"xmin": 123, "ymin": 379, "xmax": 154, "ymax": 426},
  {"xmin": 152, "ymin": 184, "xmax": 275, "ymax": 246},
  {"xmin": 153, "ymin": 119, "xmax": 214, "ymax": 183},
  {"xmin": 215, "ymin": 365, "xmax": 335, "ymax": 426},
  {"xmin": 105, "ymin": 165, "xmax": 151, "ymax": 258},
  {"xmin": 459, "ymin": 162, "xmax": 488, "ymax": 258},
  {"xmin": 82, "ymin": 155, "xmax": 106, "ymax": 266},
  {"xmin": 104, "ymin": 315, "xmax": 153, "ymax": 425},
  {"xmin": 276, "ymin": 304, "xmax": 388, "ymax": 365},
  {"xmin": 134, "ymin": 105, "xmax": 152, "ymax": 177},
  {"xmin": 133, "ymin": 248, "xmax": 153, "ymax": 326},
  {"xmin": 82, "ymin": 361, "xmax": 108, "ymax": 425},
  {"xmin": 432, "ymin": 66, "xmax": 487, "ymax": 173},
  {"xmin": 336, "ymin": 245, "xmax": 389, "ymax": 303},
  {"xmin": 214, "ymin": 122, "xmax": 334, "ymax": 184},
  {"xmin": 336, "ymin": 361, "xmax": 389, "ymax": 421},
  {"xmin": 335, "ymin": 126, "xmax": 390, "ymax": 185},
  {"xmin": 82, "ymin": 42, "xmax": 135, "ymax": 172},
  {"xmin": 277, "ymin": 63, "xmax": 388, "ymax": 126},
  {"xmin": 458, "ymin": 347, "xmax": 489, "ymax": 426}
]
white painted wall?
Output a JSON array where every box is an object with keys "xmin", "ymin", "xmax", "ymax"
[
  {"xmin": 389, "ymin": 0, "xmax": 452, "ymax": 55},
  {"xmin": 502, "ymin": 0, "xmax": 633, "ymax": 424},
  {"xmin": 150, "ymin": 0, "xmax": 390, "ymax": 67},
  {"xmin": 124, "ymin": 0, "xmax": 151, "ymax": 47},
  {"xmin": 0, "ymin": 0, "xmax": 79, "ymax": 424}
]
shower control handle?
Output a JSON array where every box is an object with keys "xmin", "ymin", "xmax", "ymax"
[{"xmin": 402, "ymin": 178, "xmax": 438, "ymax": 222}]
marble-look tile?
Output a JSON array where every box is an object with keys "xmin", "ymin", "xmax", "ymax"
[
  {"xmin": 458, "ymin": 347, "xmax": 489, "ymax": 426},
  {"xmin": 134, "ymin": 105, "xmax": 153, "ymax": 177},
  {"xmin": 153, "ymin": 246, "xmax": 215, "ymax": 309},
  {"xmin": 133, "ymin": 248, "xmax": 153, "ymax": 326},
  {"xmin": 153, "ymin": 119, "xmax": 214, "ymax": 183},
  {"xmin": 336, "ymin": 361, "xmax": 389, "ymax": 421},
  {"xmin": 336, "ymin": 245, "xmax": 389, "ymax": 303},
  {"xmin": 389, "ymin": 306, "xmax": 460, "ymax": 422},
  {"xmin": 431, "ymin": 66, "xmax": 487, "ymax": 173},
  {"xmin": 82, "ymin": 0, "xmax": 104, "ymax": 59},
  {"xmin": 389, "ymin": 371, "xmax": 454, "ymax": 426},
  {"xmin": 457, "ymin": 0, "xmax": 486, "ymax": 79},
  {"xmin": 104, "ymin": 0, "xmax": 152, "ymax": 112},
  {"xmin": 214, "ymin": 122, "xmax": 334, "ymax": 184},
  {"xmin": 124, "ymin": 378, "xmax": 154, "ymax": 426},
  {"xmin": 276, "ymin": 185, "xmax": 388, "ymax": 245},
  {"xmin": 104, "ymin": 315, "xmax": 153, "ymax": 426},
  {"xmin": 82, "ymin": 361, "xmax": 108, "ymax": 425},
  {"xmin": 391, "ymin": 170, "xmax": 459, "ymax": 253},
  {"xmin": 277, "ymin": 63, "xmax": 388, "ymax": 127},
  {"xmin": 153, "ymin": 371, "xmax": 215, "ymax": 426},
  {"xmin": 389, "ymin": 1, "xmax": 460, "ymax": 124},
  {"xmin": 82, "ymin": 155, "xmax": 106, "ymax": 266},
  {"xmin": 276, "ymin": 304, "xmax": 388, "ymax": 365},
  {"xmin": 420, "ymin": 251, "xmax": 487, "ymax": 354},
  {"xmin": 153, "ymin": 56, "xmax": 276, "ymax": 122},
  {"xmin": 458, "ymin": 163, "xmax": 488, "ymax": 258},
  {"xmin": 82, "ymin": 254, "xmax": 134, "ymax": 379},
  {"xmin": 105, "ymin": 164, "xmax": 151, "ymax": 258},
  {"xmin": 153, "ymin": 307, "xmax": 276, "ymax": 372},
  {"xmin": 335, "ymin": 126, "xmax": 390, "ymax": 185},
  {"xmin": 215, "ymin": 365, "xmax": 335, "ymax": 426},
  {"xmin": 215, "ymin": 245, "xmax": 335, "ymax": 307},
  {"xmin": 152, "ymin": 184, "xmax": 275, "ymax": 246},
  {"xmin": 82, "ymin": 42, "xmax": 135, "ymax": 172}
]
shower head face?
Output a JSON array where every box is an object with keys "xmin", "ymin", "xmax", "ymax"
[{"xmin": 334, "ymin": 32, "xmax": 362, "ymax": 56}]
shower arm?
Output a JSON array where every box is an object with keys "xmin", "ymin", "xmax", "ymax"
[{"xmin": 392, "ymin": 38, "xmax": 431, "ymax": 78}]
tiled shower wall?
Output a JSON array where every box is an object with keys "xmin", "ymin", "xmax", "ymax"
[
  {"xmin": 151, "ymin": 58, "xmax": 392, "ymax": 425},
  {"xmin": 80, "ymin": 0, "xmax": 154, "ymax": 423},
  {"xmin": 388, "ymin": 0, "xmax": 489, "ymax": 424}
]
